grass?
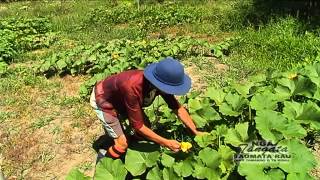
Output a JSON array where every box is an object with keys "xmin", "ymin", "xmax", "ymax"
[
  {"xmin": 2, "ymin": 0, "xmax": 317, "ymax": 81},
  {"xmin": 223, "ymin": 17, "xmax": 320, "ymax": 77},
  {"xmin": 0, "ymin": 66, "xmax": 99, "ymax": 178},
  {"xmin": 29, "ymin": 116, "xmax": 55, "ymax": 130},
  {"xmin": 0, "ymin": 0, "xmax": 240, "ymax": 43}
]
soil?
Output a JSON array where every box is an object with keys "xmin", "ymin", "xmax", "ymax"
[
  {"xmin": 1, "ymin": 75, "xmax": 102, "ymax": 179},
  {"xmin": 311, "ymin": 143, "xmax": 320, "ymax": 178},
  {"xmin": 184, "ymin": 65, "xmax": 207, "ymax": 91}
]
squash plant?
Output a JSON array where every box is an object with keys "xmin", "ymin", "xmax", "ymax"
[
  {"xmin": 36, "ymin": 37, "xmax": 230, "ymax": 98},
  {"xmin": 66, "ymin": 62, "xmax": 319, "ymax": 179}
]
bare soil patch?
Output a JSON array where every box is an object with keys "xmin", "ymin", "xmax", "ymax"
[
  {"xmin": 184, "ymin": 64, "xmax": 207, "ymax": 91},
  {"xmin": 1, "ymin": 75, "xmax": 102, "ymax": 179},
  {"xmin": 311, "ymin": 142, "xmax": 320, "ymax": 178}
]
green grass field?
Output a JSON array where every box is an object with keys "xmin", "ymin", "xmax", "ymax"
[{"xmin": 0, "ymin": 0, "xmax": 319, "ymax": 179}]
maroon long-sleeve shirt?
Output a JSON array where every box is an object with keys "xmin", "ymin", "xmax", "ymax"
[{"xmin": 94, "ymin": 70, "xmax": 180, "ymax": 130}]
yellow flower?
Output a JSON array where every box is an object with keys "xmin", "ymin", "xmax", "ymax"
[
  {"xmin": 288, "ymin": 73, "xmax": 298, "ymax": 80},
  {"xmin": 112, "ymin": 53, "xmax": 119, "ymax": 59},
  {"xmin": 180, "ymin": 142, "xmax": 192, "ymax": 152}
]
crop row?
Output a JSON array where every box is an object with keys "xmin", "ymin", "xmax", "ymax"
[
  {"xmin": 35, "ymin": 37, "xmax": 230, "ymax": 98},
  {"xmin": 67, "ymin": 61, "xmax": 320, "ymax": 179}
]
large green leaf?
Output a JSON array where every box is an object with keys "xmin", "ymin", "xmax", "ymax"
[
  {"xmin": 188, "ymin": 98, "xmax": 202, "ymax": 113},
  {"xmin": 224, "ymin": 122, "xmax": 249, "ymax": 146},
  {"xmin": 40, "ymin": 59, "xmax": 52, "ymax": 72},
  {"xmin": 249, "ymin": 74, "xmax": 266, "ymax": 83},
  {"xmin": 274, "ymin": 85, "xmax": 292, "ymax": 100},
  {"xmin": 197, "ymin": 105, "xmax": 221, "ymax": 121},
  {"xmin": 287, "ymin": 173, "xmax": 314, "ymax": 180},
  {"xmin": 299, "ymin": 63, "xmax": 320, "ymax": 79},
  {"xmin": 232, "ymin": 82, "xmax": 254, "ymax": 97},
  {"xmin": 238, "ymin": 162, "xmax": 283, "ymax": 180},
  {"xmin": 283, "ymin": 101, "xmax": 320, "ymax": 130},
  {"xmin": 66, "ymin": 169, "xmax": 90, "ymax": 180},
  {"xmin": 283, "ymin": 101, "xmax": 301, "ymax": 119},
  {"xmin": 219, "ymin": 92, "xmax": 248, "ymax": 116},
  {"xmin": 312, "ymin": 87, "xmax": 320, "ymax": 101},
  {"xmin": 205, "ymin": 87, "xmax": 226, "ymax": 105},
  {"xmin": 294, "ymin": 76, "xmax": 316, "ymax": 97},
  {"xmin": 302, "ymin": 64, "xmax": 320, "ymax": 101},
  {"xmin": 173, "ymin": 159, "xmax": 194, "ymax": 177},
  {"xmin": 215, "ymin": 124, "xmax": 228, "ymax": 136},
  {"xmin": 190, "ymin": 113, "xmax": 207, "ymax": 128},
  {"xmin": 56, "ymin": 59, "xmax": 67, "ymax": 69},
  {"xmin": 300, "ymin": 64, "xmax": 320, "ymax": 88},
  {"xmin": 95, "ymin": 158, "xmax": 127, "ymax": 180},
  {"xmin": 125, "ymin": 148, "xmax": 160, "ymax": 176},
  {"xmin": 255, "ymin": 110, "xmax": 285, "ymax": 143},
  {"xmin": 190, "ymin": 102, "xmax": 221, "ymax": 128},
  {"xmin": 146, "ymin": 166, "xmax": 163, "ymax": 180},
  {"xmin": 161, "ymin": 153, "xmax": 175, "ymax": 167},
  {"xmin": 278, "ymin": 139, "xmax": 317, "ymax": 174},
  {"xmin": 277, "ymin": 76, "xmax": 316, "ymax": 98},
  {"xmin": 225, "ymin": 92, "xmax": 248, "ymax": 111},
  {"xmin": 219, "ymin": 103, "xmax": 241, "ymax": 116},
  {"xmin": 256, "ymin": 109, "xmax": 307, "ymax": 141},
  {"xmin": 192, "ymin": 161, "xmax": 221, "ymax": 180},
  {"xmin": 218, "ymin": 145, "xmax": 235, "ymax": 174},
  {"xmin": 250, "ymin": 91, "xmax": 278, "ymax": 111},
  {"xmin": 163, "ymin": 167, "xmax": 182, "ymax": 180},
  {"xmin": 194, "ymin": 132, "xmax": 217, "ymax": 148},
  {"xmin": 198, "ymin": 147, "xmax": 221, "ymax": 169},
  {"xmin": 282, "ymin": 121, "xmax": 307, "ymax": 139}
]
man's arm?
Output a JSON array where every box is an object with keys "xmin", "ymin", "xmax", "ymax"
[
  {"xmin": 123, "ymin": 90, "xmax": 180, "ymax": 152},
  {"xmin": 174, "ymin": 105, "xmax": 205, "ymax": 136},
  {"xmin": 161, "ymin": 93, "xmax": 205, "ymax": 136}
]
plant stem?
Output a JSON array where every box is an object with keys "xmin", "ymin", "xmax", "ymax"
[
  {"xmin": 136, "ymin": 0, "xmax": 140, "ymax": 11},
  {"xmin": 249, "ymin": 106, "xmax": 252, "ymax": 121}
]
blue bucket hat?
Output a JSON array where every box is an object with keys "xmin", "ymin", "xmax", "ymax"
[{"xmin": 144, "ymin": 57, "xmax": 191, "ymax": 95}]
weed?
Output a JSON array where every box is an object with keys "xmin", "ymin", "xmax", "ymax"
[
  {"xmin": 0, "ymin": 111, "xmax": 17, "ymax": 123},
  {"xmin": 51, "ymin": 125, "xmax": 62, "ymax": 135},
  {"xmin": 29, "ymin": 116, "xmax": 54, "ymax": 130},
  {"xmin": 78, "ymin": 162, "xmax": 93, "ymax": 172},
  {"xmin": 58, "ymin": 96, "xmax": 83, "ymax": 107},
  {"xmin": 38, "ymin": 151, "xmax": 55, "ymax": 164}
]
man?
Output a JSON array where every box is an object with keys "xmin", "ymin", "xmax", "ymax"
[{"xmin": 90, "ymin": 57, "xmax": 203, "ymax": 159}]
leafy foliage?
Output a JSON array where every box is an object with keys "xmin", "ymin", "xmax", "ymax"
[
  {"xmin": 66, "ymin": 169, "xmax": 90, "ymax": 180},
  {"xmin": 0, "ymin": 17, "xmax": 56, "ymax": 62},
  {"xmin": 66, "ymin": 61, "xmax": 320, "ymax": 179},
  {"xmin": 36, "ymin": 37, "xmax": 230, "ymax": 98},
  {"xmin": 85, "ymin": 2, "xmax": 209, "ymax": 31},
  {"xmin": 125, "ymin": 148, "xmax": 160, "ymax": 176},
  {"xmin": 0, "ymin": 17, "xmax": 56, "ymax": 76},
  {"xmin": 95, "ymin": 158, "xmax": 127, "ymax": 180}
]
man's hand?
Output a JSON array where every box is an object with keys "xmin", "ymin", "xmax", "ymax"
[
  {"xmin": 137, "ymin": 125, "xmax": 181, "ymax": 152},
  {"xmin": 164, "ymin": 139, "xmax": 181, "ymax": 152}
]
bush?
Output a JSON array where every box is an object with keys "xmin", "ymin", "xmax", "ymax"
[
  {"xmin": 85, "ymin": 2, "xmax": 207, "ymax": 31},
  {"xmin": 0, "ymin": 17, "xmax": 56, "ymax": 63}
]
